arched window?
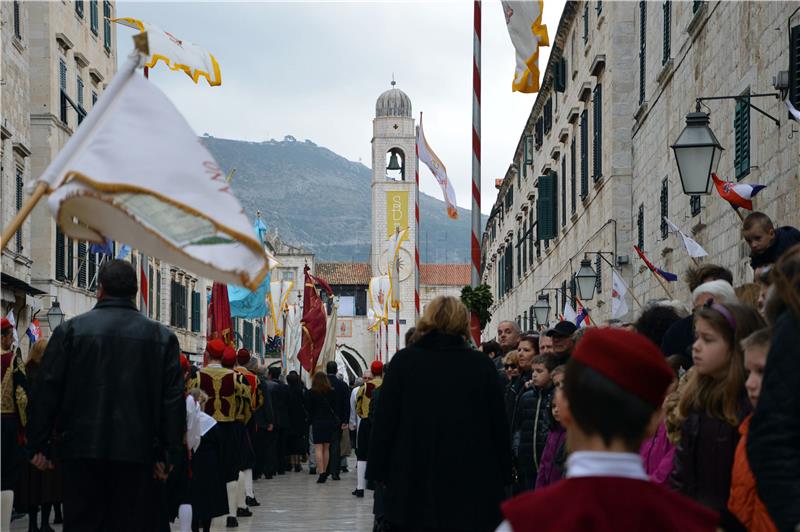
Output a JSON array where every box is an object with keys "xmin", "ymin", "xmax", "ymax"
[{"xmin": 386, "ymin": 148, "xmax": 406, "ymax": 181}]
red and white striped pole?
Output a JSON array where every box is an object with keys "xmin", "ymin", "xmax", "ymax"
[
  {"xmin": 470, "ymin": 0, "xmax": 482, "ymax": 346},
  {"xmin": 414, "ymin": 123, "xmax": 421, "ymax": 321}
]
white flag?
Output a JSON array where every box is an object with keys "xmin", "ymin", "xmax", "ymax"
[
  {"xmin": 787, "ymin": 97, "xmax": 800, "ymax": 122},
  {"xmin": 417, "ymin": 114, "xmax": 458, "ymax": 219},
  {"xmin": 368, "ymin": 276, "xmax": 391, "ymax": 331},
  {"xmin": 502, "ymin": 0, "xmax": 549, "ymax": 93},
  {"xmin": 114, "ymin": 18, "xmax": 221, "ymax": 86},
  {"xmin": 5, "ymin": 310, "xmax": 18, "ymax": 346},
  {"xmin": 283, "ymin": 304, "xmax": 302, "ymax": 373},
  {"xmin": 664, "ymin": 217, "xmax": 708, "ymax": 258},
  {"xmin": 268, "ymin": 280, "xmax": 294, "ymax": 334},
  {"xmin": 611, "ymin": 269, "xmax": 629, "ymax": 319},
  {"xmin": 318, "ymin": 304, "xmax": 338, "ymax": 369},
  {"xmin": 562, "ymin": 301, "xmax": 577, "ymax": 323},
  {"xmin": 386, "ymin": 228, "xmax": 409, "ymax": 310},
  {"xmin": 35, "ymin": 64, "xmax": 269, "ymax": 290}
]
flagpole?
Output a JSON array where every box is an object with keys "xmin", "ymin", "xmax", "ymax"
[
  {"xmin": 1, "ymin": 40, "xmax": 147, "ymax": 252},
  {"xmin": 470, "ymin": 0, "xmax": 482, "ymax": 347},
  {"xmin": 614, "ymin": 268, "xmax": 644, "ymax": 309},
  {"xmin": 395, "ymin": 228, "xmax": 401, "ymax": 355},
  {"xmin": 649, "ymin": 270, "xmax": 673, "ymax": 299},
  {"xmin": 574, "ymin": 296, "xmax": 596, "ymax": 327}
]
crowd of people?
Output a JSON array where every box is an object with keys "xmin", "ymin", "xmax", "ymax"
[{"xmin": 0, "ymin": 210, "xmax": 798, "ymax": 531}]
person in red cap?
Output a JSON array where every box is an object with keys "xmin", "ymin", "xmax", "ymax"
[
  {"xmin": 1, "ymin": 316, "xmax": 27, "ymax": 530},
  {"xmin": 191, "ymin": 340, "xmax": 250, "ymax": 528},
  {"xmin": 231, "ymin": 348, "xmax": 263, "ymax": 512},
  {"xmin": 499, "ymin": 328, "xmax": 720, "ymax": 532},
  {"xmin": 352, "ymin": 361, "xmax": 384, "ymax": 498}
]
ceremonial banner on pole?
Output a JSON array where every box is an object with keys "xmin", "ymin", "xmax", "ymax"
[
  {"xmin": 297, "ymin": 266, "xmax": 329, "ymax": 373},
  {"xmin": 611, "ymin": 269, "xmax": 630, "ymax": 319},
  {"xmin": 208, "ymin": 281, "xmax": 234, "ymax": 347},
  {"xmin": 417, "ymin": 113, "xmax": 458, "ymax": 219},
  {"xmin": 268, "ymin": 280, "xmax": 294, "ymax": 334},
  {"xmin": 318, "ymin": 304, "xmax": 338, "ymax": 370},
  {"xmin": 367, "ymin": 276, "xmax": 391, "ymax": 331},
  {"xmin": 385, "ymin": 191, "xmax": 409, "ymax": 237},
  {"xmin": 33, "ymin": 60, "xmax": 269, "ymax": 290},
  {"xmin": 502, "ymin": 0, "xmax": 549, "ymax": 93},
  {"xmin": 386, "ymin": 228, "xmax": 409, "ymax": 310},
  {"xmin": 114, "ymin": 18, "xmax": 221, "ymax": 86},
  {"xmin": 283, "ymin": 304, "xmax": 302, "ymax": 372}
]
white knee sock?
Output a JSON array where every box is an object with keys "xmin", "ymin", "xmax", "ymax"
[
  {"xmin": 357, "ymin": 460, "xmax": 367, "ymax": 490},
  {"xmin": 226, "ymin": 480, "xmax": 238, "ymax": 517},
  {"xmin": 244, "ymin": 468, "xmax": 254, "ymax": 498},
  {"xmin": 1, "ymin": 490, "xmax": 14, "ymax": 532},
  {"xmin": 237, "ymin": 471, "xmax": 247, "ymax": 509},
  {"xmin": 178, "ymin": 504, "xmax": 192, "ymax": 532}
]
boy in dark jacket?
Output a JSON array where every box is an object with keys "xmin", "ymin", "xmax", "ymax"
[
  {"xmin": 742, "ymin": 212, "xmax": 800, "ymax": 269},
  {"xmin": 512, "ymin": 354, "xmax": 556, "ymax": 492}
]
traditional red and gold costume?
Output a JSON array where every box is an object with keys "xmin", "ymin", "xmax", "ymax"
[{"xmin": 1, "ymin": 317, "xmax": 27, "ymax": 493}]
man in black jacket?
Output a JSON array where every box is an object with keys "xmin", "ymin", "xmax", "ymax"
[
  {"xmin": 326, "ymin": 361, "xmax": 350, "ymax": 480},
  {"xmin": 27, "ymin": 260, "xmax": 185, "ymax": 531},
  {"xmin": 265, "ymin": 367, "xmax": 290, "ymax": 475}
]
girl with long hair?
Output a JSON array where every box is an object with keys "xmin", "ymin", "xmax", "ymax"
[{"xmin": 669, "ymin": 301, "xmax": 765, "ymax": 511}]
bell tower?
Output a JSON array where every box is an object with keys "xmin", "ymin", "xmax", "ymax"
[{"xmin": 371, "ymin": 81, "xmax": 417, "ymax": 355}]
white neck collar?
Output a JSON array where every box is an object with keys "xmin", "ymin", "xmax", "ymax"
[{"xmin": 566, "ymin": 451, "xmax": 648, "ymax": 481}]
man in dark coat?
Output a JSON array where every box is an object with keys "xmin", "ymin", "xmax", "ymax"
[
  {"xmin": 325, "ymin": 361, "xmax": 351, "ymax": 480},
  {"xmin": 27, "ymin": 260, "xmax": 185, "ymax": 531},
  {"xmin": 252, "ymin": 368, "xmax": 274, "ymax": 479},
  {"xmin": 264, "ymin": 367, "xmax": 289, "ymax": 476},
  {"xmin": 367, "ymin": 329, "xmax": 512, "ymax": 531}
]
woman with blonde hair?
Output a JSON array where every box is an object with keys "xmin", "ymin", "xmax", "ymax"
[{"xmin": 367, "ymin": 296, "xmax": 512, "ymax": 531}]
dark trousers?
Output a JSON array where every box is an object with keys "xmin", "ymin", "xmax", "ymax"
[
  {"xmin": 275, "ymin": 428, "xmax": 288, "ymax": 472},
  {"xmin": 62, "ymin": 459, "xmax": 155, "ymax": 532},
  {"xmin": 326, "ymin": 425, "xmax": 342, "ymax": 476},
  {"xmin": 253, "ymin": 427, "xmax": 268, "ymax": 478},
  {"xmin": 264, "ymin": 429, "xmax": 278, "ymax": 475}
]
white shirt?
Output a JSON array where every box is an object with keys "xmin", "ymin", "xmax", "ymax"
[{"xmin": 495, "ymin": 451, "xmax": 648, "ymax": 532}]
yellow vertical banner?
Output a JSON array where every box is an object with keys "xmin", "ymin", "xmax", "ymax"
[{"xmin": 386, "ymin": 190, "xmax": 409, "ymax": 237}]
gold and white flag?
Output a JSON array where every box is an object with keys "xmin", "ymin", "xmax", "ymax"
[
  {"xmin": 386, "ymin": 228, "xmax": 408, "ymax": 310},
  {"xmin": 114, "ymin": 18, "xmax": 221, "ymax": 86},
  {"xmin": 417, "ymin": 114, "xmax": 458, "ymax": 219},
  {"xmin": 268, "ymin": 280, "xmax": 294, "ymax": 334},
  {"xmin": 367, "ymin": 275, "xmax": 391, "ymax": 331},
  {"xmin": 502, "ymin": 0, "xmax": 549, "ymax": 93},
  {"xmin": 34, "ymin": 67, "xmax": 268, "ymax": 289}
]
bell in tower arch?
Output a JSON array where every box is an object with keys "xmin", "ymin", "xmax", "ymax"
[{"xmin": 386, "ymin": 148, "xmax": 405, "ymax": 181}]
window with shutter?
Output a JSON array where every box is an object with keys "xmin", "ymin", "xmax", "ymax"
[
  {"xmin": 524, "ymin": 135, "xmax": 533, "ymax": 164},
  {"xmin": 662, "ymin": 1, "xmax": 671, "ymax": 65},
  {"xmin": 570, "ymin": 138, "xmax": 577, "ymax": 214},
  {"xmin": 569, "ymin": 276, "xmax": 576, "ymax": 307},
  {"xmin": 528, "ymin": 305, "xmax": 535, "ymax": 330},
  {"xmin": 554, "ymin": 57, "xmax": 567, "ymax": 93},
  {"xmin": 13, "ymin": 1, "xmax": 21, "ymax": 39},
  {"xmin": 561, "ymin": 280, "xmax": 568, "ymax": 313},
  {"xmin": 692, "ymin": 0, "xmax": 704, "ymax": 13},
  {"xmin": 148, "ymin": 266, "xmax": 154, "ymax": 318},
  {"xmin": 660, "ymin": 179, "xmax": 669, "ymax": 238},
  {"xmin": 734, "ymin": 91, "xmax": 750, "ymax": 180},
  {"xmin": 156, "ymin": 270, "xmax": 162, "ymax": 322},
  {"xmin": 55, "ymin": 226, "xmax": 66, "ymax": 281},
  {"xmin": 528, "ymin": 211, "xmax": 535, "ymax": 263},
  {"xmin": 790, "ymin": 25, "xmax": 800, "ymax": 109},
  {"xmin": 15, "ymin": 166, "xmax": 24, "ymax": 252},
  {"xmin": 505, "ymin": 246, "xmax": 514, "ymax": 293},
  {"xmin": 580, "ymin": 111, "xmax": 588, "ymax": 198},
  {"xmin": 103, "ymin": 1, "xmax": 112, "ymax": 52},
  {"xmin": 192, "ymin": 291, "xmax": 201, "ymax": 332},
  {"xmin": 77, "ymin": 76, "xmax": 84, "ymax": 107},
  {"xmin": 76, "ymin": 0, "xmax": 84, "ymax": 18},
  {"xmin": 596, "ymin": 0, "xmax": 602, "ymax": 14},
  {"xmin": 637, "ymin": 204, "xmax": 645, "ymax": 249},
  {"xmin": 522, "ymin": 222, "xmax": 528, "ymax": 273},
  {"xmin": 77, "ymin": 241, "xmax": 87, "ymax": 287},
  {"xmin": 90, "ymin": 0, "xmax": 98, "ymax": 35},
  {"xmin": 535, "ymin": 118, "xmax": 543, "ymax": 148},
  {"xmin": 88, "ymin": 252, "xmax": 98, "ymax": 291},
  {"xmin": 583, "ymin": 3, "xmax": 589, "ymax": 43},
  {"xmin": 59, "ymin": 60, "xmax": 68, "ymax": 124},
  {"xmin": 544, "ymin": 98, "xmax": 552, "ymax": 135},
  {"xmin": 639, "ymin": 1, "xmax": 646, "ymax": 105},
  {"xmin": 170, "ymin": 280, "xmax": 177, "ymax": 326},
  {"xmin": 536, "ymin": 172, "xmax": 558, "ymax": 241},
  {"xmin": 592, "ymin": 84, "xmax": 602, "ymax": 181},
  {"xmin": 67, "ymin": 238, "xmax": 74, "ymax": 281},
  {"xmin": 516, "ymin": 230, "xmax": 521, "ymax": 279},
  {"xmin": 595, "ymin": 254, "xmax": 602, "ymax": 292},
  {"xmin": 561, "ymin": 157, "xmax": 567, "ymax": 227},
  {"xmin": 690, "ymin": 195, "xmax": 701, "ymax": 217}
]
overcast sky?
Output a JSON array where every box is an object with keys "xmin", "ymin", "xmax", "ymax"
[{"xmin": 117, "ymin": 0, "xmax": 566, "ymax": 214}]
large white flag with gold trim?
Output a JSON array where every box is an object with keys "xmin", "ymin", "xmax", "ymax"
[
  {"xmin": 386, "ymin": 228, "xmax": 408, "ymax": 310},
  {"xmin": 33, "ymin": 64, "xmax": 268, "ymax": 289},
  {"xmin": 114, "ymin": 18, "xmax": 221, "ymax": 86},
  {"xmin": 367, "ymin": 275, "xmax": 390, "ymax": 331},
  {"xmin": 417, "ymin": 113, "xmax": 458, "ymax": 220},
  {"xmin": 502, "ymin": 0, "xmax": 549, "ymax": 93}
]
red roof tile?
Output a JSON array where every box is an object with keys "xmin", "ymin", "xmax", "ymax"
[
  {"xmin": 420, "ymin": 264, "xmax": 470, "ymax": 286},
  {"xmin": 315, "ymin": 263, "xmax": 372, "ymax": 285}
]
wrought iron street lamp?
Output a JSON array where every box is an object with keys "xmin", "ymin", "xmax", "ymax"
[
  {"xmin": 533, "ymin": 294, "xmax": 551, "ymax": 326},
  {"xmin": 46, "ymin": 299, "xmax": 65, "ymax": 330},
  {"xmin": 671, "ymin": 108, "xmax": 723, "ymax": 195},
  {"xmin": 575, "ymin": 259, "xmax": 598, "ymax": 301}
]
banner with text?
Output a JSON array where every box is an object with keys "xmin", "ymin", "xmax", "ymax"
[{"xmin": 385, "ymin": 190, "xmax": 409, "ymax": 237}]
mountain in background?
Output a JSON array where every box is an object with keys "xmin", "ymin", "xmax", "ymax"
[{"xmin": 202, "ymin": 135, "xmax": 486, "ymax": 263}]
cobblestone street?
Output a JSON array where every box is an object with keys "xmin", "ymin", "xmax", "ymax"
[{"xmin": 11, "ymin": 459, "xmax": 375, "ymax": 532}]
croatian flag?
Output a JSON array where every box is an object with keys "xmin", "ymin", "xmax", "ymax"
[
  {"xmin": 634, "ymin": 246, "xmax": 678, "ymax": 282},
  {"xmin": 25, "ymin": 319, "xmax": 41, "ymax": 345},
  {"xmin": 712, "ymin": 173, "xmax": 766, "ymax": 211},
  {"xmin": 575, "ymin": 307, "xmax": 590, "ymax": 328}
]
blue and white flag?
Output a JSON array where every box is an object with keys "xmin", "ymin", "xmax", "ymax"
[
  {"xmin": 227, "ymin": 218, "xmax": 274, "ymax": 319},
  {"xmin": 116, "ymin": 243, "xmax": 132, "ymax": 260},
  {"xmin": 90, "ymin": 238, "xmax": 115, "ymax": 256}
]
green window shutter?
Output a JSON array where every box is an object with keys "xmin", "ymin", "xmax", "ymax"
[
  {"xmin": 639, "ymin": 1, "xmax": 647, "ymax": 105},
  {"xmin": 77, "ymin": 241, "xmax": 87, "ymax": 287},
  {"xmin": 554, "ymin": 57, "xmax": 567, "ymax": 93},
  {"xmin": 536, "ymin": 173, "xmax": 557, "ymax": 241},
  {"xmin": 580, "ymin": 110, "xmax": 589, "ymax": 198},
  {"xmin": 595, "ymin": 254, "xmax": 602, "ymax": 292},
  {"xmin": 660, "ymin": 179, "xmax": 669, "ymax": 239},
  {"xmin": 561, "ymin": 157, "xmax": 567, "ymax": 227},
  {"xmin": 690, "ymin": 195, "xmax": 701, "ymax": 217},
  {"xmin": 790, "ymin": 25, "xmax": 800, "ymax": 109},
  {"xmin": 734, "ymin": 92, "xmax": 750, "ymax": 180},
  {"xmin": 103, "ymin": 1, "xmax": 112, "ymax": 52},
  {"xmin": 75, "ymin": 0, "xmax": 84, "ymax": 18},
  {"xmin": 637, "ymin": 204, "xmax": 645, "ymax": 249},
  {"xmin": 90, "ymin": 0, "xmax": 98, "ymax": 34},
  {"xmin": 67, "ymin": 238, "xmax": 74, "ymax": 281},
  {"xmin": 583, "ymin": 3, "xmax": 589, "ymax": 43},
  {"xmin": 55, "ymin": 226, "xmax": 65, "ymax": 281},
  {"xmin": 544, "ymin": 98, "xmax": 553, "ymax": 134},
  {"xmin": 692, "ymin": 0, "xmax": 704, "ymax": 14},
  {"xmin": 662, "ymin": 1, "xmax": 671, "ymax": 65},
  {"xmin": 592, "ymin": 84, "xmax": 602, "ymax": 181}
]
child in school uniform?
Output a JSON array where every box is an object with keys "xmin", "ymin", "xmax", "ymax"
[{"xmin": 498, "ymin": 328, "xmax": 719, "ymax": 532}]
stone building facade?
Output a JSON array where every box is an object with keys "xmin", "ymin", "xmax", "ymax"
[{"xmin": 482, "ymin": 0, "xmax": 800, "ymax": 337}]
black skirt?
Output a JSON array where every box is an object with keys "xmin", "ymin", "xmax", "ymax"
[
  {"xmin": 312, "ymin": 420, "xmax": 336, "ymax": 444},
  {"xmin": 214, "ymin": 421, "xmax": 240, "ymax": 482},
  {"xmin": 189, "ymin": 424, "xmax": 229, "ymax": 521},
  {"xmin": 355, "ymin": 419, "xmax": 372, "ymax": 461},
  {"xmin": 1, "ymin": 415, "xmax": 23, "ymax": 491},
  {"xmin": 232, "ymin": 421, "xmax": 255, "ymax": 472}
]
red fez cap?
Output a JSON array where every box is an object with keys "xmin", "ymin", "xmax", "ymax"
[
  {"xmin": 206, "ymin": 339, "xmax": 226, "ymax": 359},
  {"xmin": 179, "ymin": 354, "xmax": 190, "ymax": 372},
  {"xmin": 1, "ymin": 318, "xmax": 11, "ymax": 332},
  {"xmin": 221, "ymin": 346, "xmax": 237, "ymax": 368},
  {"xmin": 237, "ymin": 348, "xmax": 251, "ymax": 366},
  {"xmin": 370, "ymin": 360, "xmax": 384, "ymax": 376},
  {"xmin": 572, "ymin": 328, "xmax": 674, "ymax": 408}
]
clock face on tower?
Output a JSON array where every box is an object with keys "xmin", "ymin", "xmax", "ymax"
[{"xmin": 378, "ymin": 246, "xmax": 413, "ymax": 281}]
